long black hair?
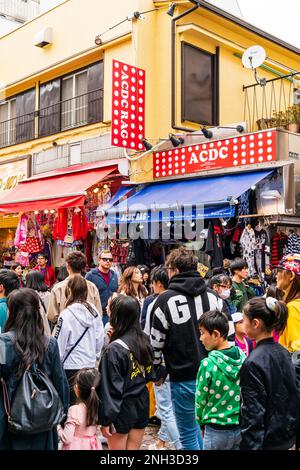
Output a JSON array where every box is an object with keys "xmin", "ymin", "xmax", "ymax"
[
  {"xmin": 26, "ymin": 270, "xmax": 49, "ymax": 292},
  {"xmin": 109, "ymin": 295, "xmax": 153, "ymax": 366},
  {"xmin": 5, "ymin": 288, "xmax": 46, "ymax": 375}
]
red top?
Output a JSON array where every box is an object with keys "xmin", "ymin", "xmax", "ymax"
[
  {"xmin": 34, "ymin": 265, "xmax": 56, "ymax": 288},
  {"xmin": 98, "ymin": 269, "xmax": 111, "ymax": 286}
]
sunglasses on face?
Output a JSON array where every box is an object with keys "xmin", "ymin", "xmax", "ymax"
[{"xmin": 101, "ymin": 257, "xmax": 113, "ymax": 262}]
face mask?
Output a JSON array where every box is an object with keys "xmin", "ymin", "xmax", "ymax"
[{"xmin": 220, "ymin": 289, "xmax": 231, "ymax": 300}]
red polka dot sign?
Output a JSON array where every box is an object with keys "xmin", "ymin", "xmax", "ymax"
[
  {"xmin": 153, "ymin": 130, "xmax": 276, "ymax": 179},
  {"xmin": 111, "ymin": 60, "xmax": 145, "ymax": 151}
]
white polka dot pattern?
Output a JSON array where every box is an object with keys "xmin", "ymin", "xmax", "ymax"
[
  {"xmin": 153, "ymin": 130, "xmax": 276, "ymax": 179},
  {"xmin": 112, "ymin": 60, "xmax": 145, "ymax": 151}
]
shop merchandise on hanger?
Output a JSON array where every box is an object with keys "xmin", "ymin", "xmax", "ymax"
[
  {"xmin": 254, "ymin": 221, "xmax": 270, "ymax": 274},
  {"xmin": 240, "ymin": 224, "xmax": 256, "ymax": 275},
  {"xmin": 286, "ymin": 229, "xmax": 300, "ymax": 255},
  {"xmin": 205, "ymin": 220, "xmax": 224, "ymax": 269},
  {"xmin": 270, "ymin": 229, "xmax": 288, "ymax": 269}
]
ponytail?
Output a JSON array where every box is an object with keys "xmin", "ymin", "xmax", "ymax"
[
  {"xmin": 74, "ymin": 368, "xmax": 100, "ymax": 427},
  {"xmin": 85, "ymin": 386, "xmax": 100, "ymax": 427},
  {"xmin": 244, "ymin": 296, "xmax": 288, "ymax": 334}
]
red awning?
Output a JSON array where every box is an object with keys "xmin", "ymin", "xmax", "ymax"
[{"xmin": 0, "ymin": 163, "xmax": 118, "ymax": 213}]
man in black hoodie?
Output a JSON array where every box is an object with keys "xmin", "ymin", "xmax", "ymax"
[{"xmin": 150, "ymin": 247, "xmax": 223, "ymax": 450}]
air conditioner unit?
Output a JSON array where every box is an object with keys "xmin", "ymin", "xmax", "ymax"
[{"xmin": 34, "ymin": 27, "xmax": 53, "ymax": 48}]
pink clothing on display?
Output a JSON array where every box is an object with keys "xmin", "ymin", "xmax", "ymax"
[
  {"xmin": 14, "ymin": 214, "xmax": 28, "ymax": 246},
  {"xmin": 58, "ymin": 403, "xmax": 102, "ymax": 451}
]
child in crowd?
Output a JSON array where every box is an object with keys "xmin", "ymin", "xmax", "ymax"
[
  {"xmin": 98, "ymin": 295, "xmax": 154, "ymax": 450},
  {"xmin": 58, "ymin": 368, "xmax": 102, "ymax": 450},
  {"xmin": 240, "ymin": 296, "xmax": 300, "ymax": 450},
  {"xmin": 232, "ymin": 312, "xmax": 255, "ymax": 356},
  {"xmin": 196, "ymin": 310, "xmax": 245, "ymax": 450}
]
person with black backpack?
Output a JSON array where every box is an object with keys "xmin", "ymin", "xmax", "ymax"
[
  {"xmin": 150, "ymin": 247, "xmax": 223, "ymax": 450},
  {"xmin": 0, "ymin": 288, "xmax": 69, "ymax": 450}
]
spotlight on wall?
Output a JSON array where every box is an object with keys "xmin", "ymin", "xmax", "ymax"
[
  {"xmin": 93, "ymin": 187, "xmax": 100, "ymax": 193},
  {"xmin": 261, "ymin": 190, "xmax": 282, "ymax": 200},
  {"xmin": 201, "ymin": 127, "xmax": 213, "ymax": 139},
  {"xmin": 169, "ymin": 133, "xmax": 185, "ymax": 147},
  {"xmin": 95, "ymin": 35, "xmax": 103, "ymax": 46},
  {"xmin": 166, "ymin": 2, "xmax": 176, "ymax": 16},
  {"xmin": 141, "ymin": 138, "xmax": 153, "ymax": 151}
]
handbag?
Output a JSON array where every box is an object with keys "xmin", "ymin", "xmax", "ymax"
[{"xmin": 1, "ymin": 338, "xmax": 65, "ymax": 435}]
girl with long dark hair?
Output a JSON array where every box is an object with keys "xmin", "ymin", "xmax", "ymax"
[
  {"xmin": 240, "ymin": 296, "xmax": 300, "ymax": 450},
  {"xmin": 26, "ymin": 270, "xmax": 51, "ymax": 335},
  {"xmin": 58, "ymin": 368, "xmax": 102, "ymax": 450},
  {"xmin": 98, "ymin": 295, "xmax": 154, "ymax": 450},
  {"xmin": 55, "ymin": 275, "xmax": 104, "ymax": 405},
  {"xmin": 0, "ymin": 288, "xmax": 69, "ymax": 450}
]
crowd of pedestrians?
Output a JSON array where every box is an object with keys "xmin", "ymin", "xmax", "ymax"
[{"xmin": 0, "ymin": 247, "xmax": 299, "ymax": 451}]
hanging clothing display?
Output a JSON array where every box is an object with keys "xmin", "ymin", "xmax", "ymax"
[
  {"xmin": 72, "ymin": 208, "xmax": 89, "ymax": 241},
  {"xmin": 205, "ymin": 221, "xmax": 224, "ymax": 268},
  {"xmin": 254, "ymin": 225, "xmax": 270, "ymax": 274},
  {"xmin": 240, "ymin": 225, "xmax": 256, "ymax": 275},
  {"xmin": 271, "ymin": 232, "xmax": 288, "ymax": 268},
  {"xmin": 286, "ymin": 232, "xmax": 300, "ymax": 255}
]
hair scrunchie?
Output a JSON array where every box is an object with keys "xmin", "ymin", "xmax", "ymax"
[{"xmin": 266, "ymin": 296, "xmax": 278, "ymax": 312}]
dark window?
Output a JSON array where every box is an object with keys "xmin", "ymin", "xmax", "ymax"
[
  {"xmin": 38, "ymin": 61, "xmax": 103, "ymax": 138},
  {"xmin": 39, "ymin": 78, "xmax": 61, "ymax": 137},
  {"xmin": 181, "ymin": 43, "xmax": 218, "ymax": 125},
  {"xmin": 15, "ymin": 89, "xmax": 35, "ymax": 144}
]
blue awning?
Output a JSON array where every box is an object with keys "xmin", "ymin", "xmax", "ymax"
[
  {"xmin": 107, "ymin": 170, "xmax": 273, "ymax": 223},
  {"xmin": 108, "ymin": 186, "xmax": 134, "ymax": 206}
]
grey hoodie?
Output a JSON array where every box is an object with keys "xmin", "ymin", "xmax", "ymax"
[{"xmin": 55, "ymin": 302, "xmax": 104, "ymax": 370}]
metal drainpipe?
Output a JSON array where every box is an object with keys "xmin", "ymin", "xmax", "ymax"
[{"xmin": 171, "ymin": 3, "xmax": 200, "ymax": 132}]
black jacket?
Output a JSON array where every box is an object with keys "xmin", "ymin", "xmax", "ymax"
[
  {"xmin": 240, "ymin": 338, "xmax": 300, "ymax": 450},
  {"xmin": 98, "ymin": 331, "xmax": 154, "ymax": 426},
  {"xmin": 0, "ymin": 333, "xmax": 69, "ymax": 450},
  {"xmin": 150, "ymin": 271, "xmax": 222, "ymax": 382}
]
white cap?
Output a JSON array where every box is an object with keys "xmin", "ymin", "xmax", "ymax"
[{"xmin": 232, "ymin": 312, "xmax": 243, "ymax": 323}]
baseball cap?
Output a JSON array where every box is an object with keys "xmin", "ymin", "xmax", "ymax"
[
  {"xmin": 274, "ymin": 254, "xmax": 300, "ymax": 276},
  {"xmin": 231, "ymin": 312, "xmax": 244, "ymax": 323}
]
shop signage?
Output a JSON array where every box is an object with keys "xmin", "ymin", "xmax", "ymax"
[
  {"xmin": 153, "ymin": 130, "xmax": 276, "ymax": 179},
  {"xmin": 111, "ymin": 60, "xmax": 145, "ymax": 152},
  {"xmin": 0, "ymin": 159, "xmax": 28, "ymax": 193}
]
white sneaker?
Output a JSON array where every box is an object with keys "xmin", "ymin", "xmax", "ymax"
[{"xmin": 148, "ymin": 443, "xmax": 167, "ymax": 450}]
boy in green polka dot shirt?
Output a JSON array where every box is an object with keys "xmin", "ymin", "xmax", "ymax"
[{"xmin": 195, "ymin": 310, "xmax": 245, "ymax": 450}]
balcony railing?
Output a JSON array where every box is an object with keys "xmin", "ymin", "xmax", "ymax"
[
  {"xmin": 0, "ymin": 88, "xmax": 103, "ymax": 148},
  {"xmin": 243, "ymin": 71, "xmax": 300, "ymax": 132}
]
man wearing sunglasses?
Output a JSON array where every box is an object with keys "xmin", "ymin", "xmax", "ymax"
[{"xmin": 85, "ymin": 250, "xmax": 118, "ymax": 325}]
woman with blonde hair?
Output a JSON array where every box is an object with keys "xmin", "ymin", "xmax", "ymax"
[{"xmin": 118, "ymin": 266, "xmax": 147, "ymax": 309}]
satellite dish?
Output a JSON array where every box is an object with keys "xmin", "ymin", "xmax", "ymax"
[
  {"xmin": 242, "ymin": 45, "xmax": 266, "ymax": 69},
  {"xmin": 242, "ymin": 45, "xmax": 267, "ymax": 86}
]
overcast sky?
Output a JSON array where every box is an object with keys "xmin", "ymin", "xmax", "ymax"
[{"xmin": 237, "ymin": 0, "xmax": 300, "ymax": 48}]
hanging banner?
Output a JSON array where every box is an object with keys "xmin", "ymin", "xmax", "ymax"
[
  {"xmin": 153, "ymin": 130, "xmax": 276, "ymax": 179},
  {"xmin": 111, "ymin": 60, "xmax": 145, "ymax": 151}
]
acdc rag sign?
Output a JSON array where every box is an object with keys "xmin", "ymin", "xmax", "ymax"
[
  {"xmin": 111, "ymin": 60, "xmax": 145, "ymax": 151},
  {"xmin": 153, "ymin": 130, "xmax": 276, "ymax": 179}
]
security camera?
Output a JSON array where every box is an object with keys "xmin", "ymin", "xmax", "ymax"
[{"xmin": 95, "ymin": 35, "xmax": 102, "ymax": 46}]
